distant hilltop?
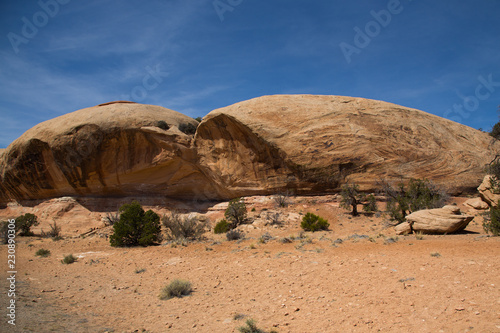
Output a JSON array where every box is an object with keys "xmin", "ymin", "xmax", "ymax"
[{"xmin": 0, "ymin": 95, "xmax": 498, "ymax": 205}]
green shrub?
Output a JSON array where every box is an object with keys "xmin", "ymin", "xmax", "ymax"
[
  {"xmin": 48, "ymin": 221, "xmax": 62, "ymax": 240},
  {"xmin": 179, "ymin": 122, "xmax": 197, "ymax": 135},
  {"xmin": 226, "ymin": 229, "xmax": 245, "ymax": 241},
  {"xmin": 195, "ymin": 117, "xmax": 202, "ymax": 123},
  {"xmin": 0, "ymin": 221, "xmax": 9, "ymax": 244},
  {"xmin": 483, "ymin": 202, "xmax": 500, "ymax": 236},
  {"xmin": 225, "ymin": 198, "xmax": 248, "ymax": 229},
  {"xmin": 35, "ymin": 249, "xmax": 51, "ymax": 257},
  {"xmin": 214, "ymin": 219, "xmax": 230, "ymax": 234},
  {"xmin": 109, "ymin": 201, "xmax": 162, "ymax": 247},
  {"xmin": 382, "ymin": 178, "xmax": 448, "ymax": 223},
  {"xmin": 237, "ymin": 319, "xmax": 273, "ymax": 333},
  {"xmin": 156, "ymin": 120, "xmax": 169, "ymax": 130},
  {"xmin": 159, "ymin": 279, "xmax": 192, "ymax": 300},
  {"xmin": 340, "ymin": 183, "xmax": 363, "ymax": 216},
  {"xmin": 162, "ymin": 212, "xmax": 207, "ymax": 240},
  {"xmin": 363, "ymin": 194, "xmax": 378, "ymax": 214},
  {"xmin": 486, "ymin": 159, "xmax": 500, "ymax": 193},
  {"xmin": 300, "ymin": 213, "xmax": 329, "ymax": 232},
  {"xmin": 490, "ymin": 121, "xmax": 500, "ymax": 140},
  {"xmin": 61, "ymin": 254, "xmax": 77, "ymax": 264},
  {"xmin": 16, "ymin": 213, "xmax": 39, "ymax": 236}
]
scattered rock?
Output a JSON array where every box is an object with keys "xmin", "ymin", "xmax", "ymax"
[
  {"xmin": 478, "ymin": 175, "xmax": 500, "ymax": 207},
  {"xmin": 405, "ymin": 205, "xmax": 474, "ymax": 234},
  {"xmin": 395, "ymin": 222, "xmax": 412, "ymax": 235},
  {"xmin": 463, "ymin": 197, "xmax": 489, "ymax": 210}
]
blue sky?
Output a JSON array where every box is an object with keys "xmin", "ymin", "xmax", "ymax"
[{"xmin": 0, "ymin": 0, "xmax": 499, "ymax": 148}]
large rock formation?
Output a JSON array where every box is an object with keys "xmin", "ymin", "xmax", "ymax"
[
  {"xmin": 196, "ymin": 95, "xmax": 499, "ymax": 198},
  {"xmin": 0, "ymin": 101, "xmax": 212, "ymax": 204},
  {"xmin": 478, "ymin": 175, "xmax": 500, "ymax": 207},
  {"xmin": 401, "ymin": 205, "xmax": 474, "ymax": 234},
  {"xmin": 1, "ymin": 95, "xmax": 499, "ymax": 204}
]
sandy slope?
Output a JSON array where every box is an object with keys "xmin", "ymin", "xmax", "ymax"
[{"xmin": 1, "ymin": 199, "xmax": 499, "ymax": 333}]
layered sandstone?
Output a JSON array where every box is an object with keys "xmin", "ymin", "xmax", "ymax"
[
  {"xmin": 1, "ymin": 95, "xmax": 499, "ymax": 204},
  {"xmin": 0, "ymin": 101, "xmax": 210, "ymax": 204},
  {"xmin": 196, "ymin": 95, "xmax": 499, "ymax": 197}
]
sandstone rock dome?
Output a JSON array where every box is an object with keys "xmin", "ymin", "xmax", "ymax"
[
  {"xmin": 196, "ymin": 95, "xmax": 499, "ymax": 197},
  {"xmin": 0, "ymin": 101, "xmax": 207, "ymax": 203},
  {"xmin": 0, "ymin": 95, "xmax": 498, "ymax": 204}
]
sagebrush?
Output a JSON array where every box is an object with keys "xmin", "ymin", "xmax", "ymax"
[
  {"xmin": 162, "ymin": 211, "xmax": 207, "ymax": 240},
  {"xmin": 301, "ymin": 213, "xmax": 329, "ymax": 232},
  {"xmin": 159, "ymin": 279, "xmax": 192, "ymax": 300}
]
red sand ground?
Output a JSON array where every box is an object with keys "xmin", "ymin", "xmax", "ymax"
[{"xmin": 1, "ymin": 197, "xmax": 499, "ymax": 333}]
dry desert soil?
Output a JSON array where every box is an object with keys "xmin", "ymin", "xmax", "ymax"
[{"xmin": 1, "ymin": 196, "xmax": 499, "ymax": 333}]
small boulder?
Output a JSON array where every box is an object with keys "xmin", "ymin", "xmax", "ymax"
[
  {"xmin": 395, "ymin": 222, "xmax": 412, "ymax": 235},
  {"xmin": 478, "ymin": 175, "xmax": 500, "ymax": 207},
  {"xmin": 405, "ymin": 205, "xmax": 473, "ymax": 234},
  {"xmin": 463, "ymin": 197, "xmax": 489, "ymax": 210}
]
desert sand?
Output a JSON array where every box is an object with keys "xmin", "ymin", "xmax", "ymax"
[{"xmin": 1, "ymin": 196, "xmax": 499, "ymax": 333}]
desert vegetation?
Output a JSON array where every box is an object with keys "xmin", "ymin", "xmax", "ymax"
[
  {"xmin": 16, "ymin": 213, "xmax": 39, "ymax": 236},
  {"xmin": 340, "ymin": 183, "xmax": 378, "ymax": 216},
  {"xmin": 224, "ymin": 197, "xmax": 248, "ymax": 229},
  {"xmin": 61, "ymin": 254, "xmax": 77, "ymax": 264},
  {"xmin": 109, "ymin": 201, "xmax": 162, "ymax": 247},
  {"xmin": 483, "ymin": 201, "xmax": 500, "ymax": 236},
  {"xmin": 162, "ymin": 211, "xmax": 207, "ymax": 241},
  {"xmin": 159, "ymin": 279, "xmax": 192, "ymax": 300},
  {"xmin": 300, "ymin": 212, "xmax": 329, "ymax": 232},
  {"xmin": 381, "ymin": 178, "xmax": 448, "ymax": 223}
]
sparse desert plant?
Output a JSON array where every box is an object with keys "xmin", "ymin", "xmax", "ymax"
[
  {"xmin": 430, "ymin": 252, "xmax": 441, "ymax": 257},
  {"xmin": 156, "ymin": 120, "xmax": 169, "ymax": 130},
  {"xmin": 381, "ymin": 178, "xmax": 448, "ymax": 223},
  {"xmin": 273, "ymin": 191, "xmax": 291, "ymax": 208},
  {"xmin": 340, "ymin": 183, "xmax": 364, "ymax": 216},
  {"xmin": 259, "ymin": 232, "xmax": 273, "ymax": 244},
  {"xmin": 35, "ymin": 249, "xmax": 51, "ymax": 257},
  {"xmin": 267, "ymin": 211, "xmax": 282, "ymax": 226},
  {"xmin": 159, "ymin": 279, "xmax": 192, "ymax": 300},
  {"xmin": 238, "ymin": 319, "xmax": 265, "ymax": 333},
  {"xmin": 226, "ymin": 229, "xmax": 245, "ymax": 241},
  {"xmin": 195, "ymin": 116, "xmax": 202, "ymax": 123},
  {"xmin": 178, "ymin": 122, "xmax": 197, "ymax": 135},
  {"xmin": 384, "ymin": 236, "xmax": 399, "ymax": 245},
  {"xmin": 47, "ymin": 221, "xmax": 62, "ymax": 240},
  {"xmin": 363, "ymin": 194, "xmax": 378, "ymax": 214},
  {"xmin": 490, "ymin": 120, "xmax": 500, "ymax": 140},
  {"xmin": 0, "ymin": 221, "xmax": 9, "ymax": 244},
  {"xmin": 162, "ymin": 211, "xmax": 207, "ymax": 240},
  {"xmin": 109, "ymin": 201, "xmax": 162, "ymax": 247},
  {"xmin": 61, "ymin": 254, "xmax": 77, "ymax": 264},
  {"xmin": 486, "ymin": 157, "xmax": 500, "ymax": 193},
  {"xmin": 103, "ymin": 212, "xmax": 120, "ymax": 226},
  {"xmin": 415, "ymin": 231, "xmax": 424, "ymax": 240},
  {"xmin": 214, "ymin": 219, "xmax": 230, "ymax": 234},
  {"xmin": 279, "ymin": 237, "xmax": 293, "ymax": 244},
  {"xmin": 300, "ymin": 212, "xmax": 329, "ymax": 232},
  {"xmin": 16, "ymin": 213, "xmax": 39, "ymax": 236},
  {"xmin": 225, "ymin": 198, "xmax": 248, "ymax": 229},
  {"xmin": 135, "ymin": 268, "xmax": 146, "ymax": 274},
  {"xmin": 483, "ymin": 201, "xmax": 500, "ymax": 236}
]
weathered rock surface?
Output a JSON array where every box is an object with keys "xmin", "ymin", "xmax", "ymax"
[
  {"xmin": 463, "ymin": 197, "xmax": 490, "ymax": 210},
  {"xmin": 1, "ymin": 95, "xmax": 499, "ymax": 204},
  {"xmin": 478, "ymin": 175, "xmax": 500, "ymax": 207},
  {"xmin": 196, "ymin": 95, "xmax": 500, "ymax": 198},
  {"xmin": 404, "ymin": 205, "xmax": 474, "ymax": 234},
  {"xmin": 0, "ymin": 101, "xmax": 210, "ymax": 204}
]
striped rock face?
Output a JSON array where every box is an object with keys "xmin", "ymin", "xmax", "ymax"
[{"xmin": 1, "ymin": 95, "xmax": 499, "ymax": 205}]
